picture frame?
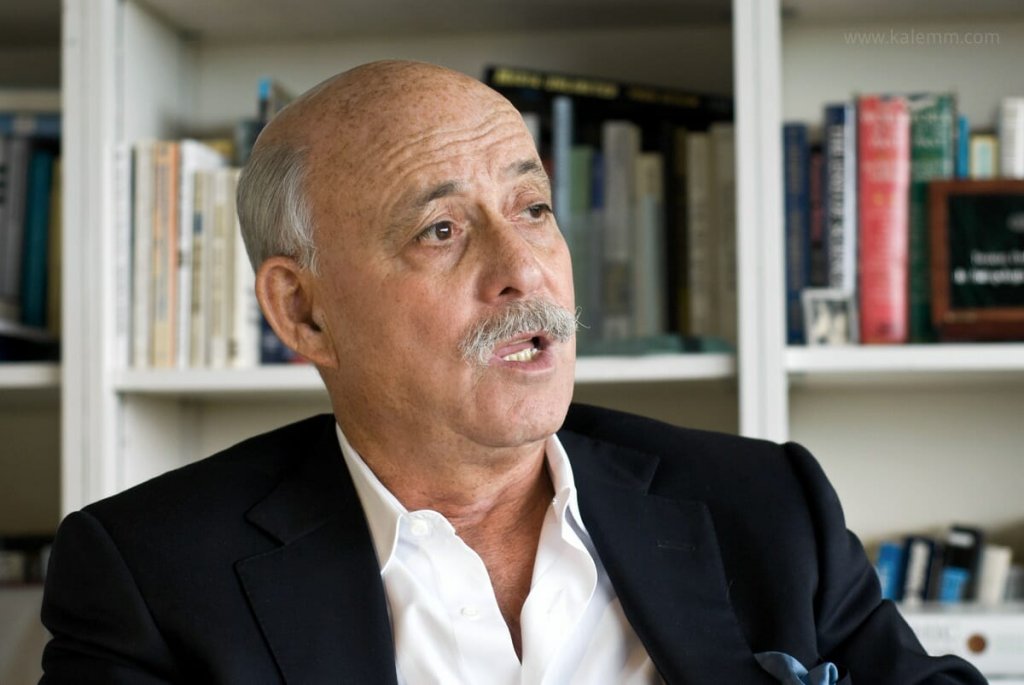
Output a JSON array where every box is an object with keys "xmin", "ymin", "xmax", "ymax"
[
  {"xmin": 929, "ymin": 179, "xmax": 1024, "ymax": 341},
  {"xmin": 802, "ymin": 288, "xmax": 858, "ymax": 346}
]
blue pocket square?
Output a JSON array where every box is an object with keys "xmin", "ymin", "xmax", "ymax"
[{"xmin": 754, "ymin": 651, "xmax": 840, "ymax": 685}]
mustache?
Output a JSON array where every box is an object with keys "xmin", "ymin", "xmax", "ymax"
[{"xmin": 458, "ymin": 299, "xmax": 579, "ymax": 366}]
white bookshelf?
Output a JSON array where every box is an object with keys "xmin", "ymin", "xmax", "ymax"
[
  {"xmin": 53, "ymin": 0, "xmax": 1024, "ymax": 574},
  {"xmin": 0, "ymin": 363, "xmax": 60, "ymax": 390}
]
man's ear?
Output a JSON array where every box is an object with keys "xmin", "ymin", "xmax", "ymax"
[{"xmin": 255, "ymin": 256, "xmax": 339, "ymax": 369}]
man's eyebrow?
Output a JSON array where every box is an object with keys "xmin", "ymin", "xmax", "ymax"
[
  {"xmin": 384, "ymin": 180, "xmax": 466, "ymax": 244},
  {"xmin": 506, "ymin": 159, "xmax": 550, "ymax": 189}
]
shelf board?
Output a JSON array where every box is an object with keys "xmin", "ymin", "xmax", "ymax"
[
  {"xmin": 114, "ymin": 353, "xmax": 735, "ymax": 397},
  {"xmin": 787, "ymin": 343, "xmax": 1024, "ymax": 386},
  {"xmin": 0, "ymin": 363, "xmax": 60, "ymax": 390}
]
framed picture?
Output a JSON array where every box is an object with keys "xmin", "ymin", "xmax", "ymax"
[
  {"xmin": 802, "ymin": 288, "xmax": 858, "ymax": 346},
  {"xmin": 929, "ymin": 179, "xmax": 1024, "ymax": 340}
]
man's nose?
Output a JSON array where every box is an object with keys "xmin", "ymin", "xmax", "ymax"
[{"xmin": 477, "ymin": 218, "xmax": 546, "ymax": 303}]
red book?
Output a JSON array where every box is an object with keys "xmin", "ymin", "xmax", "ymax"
[{"xmin": 857, "ymin": 95, "xmax": 911, "ymax": 344}]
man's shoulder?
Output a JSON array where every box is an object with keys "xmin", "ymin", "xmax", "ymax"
[
  {"xmin": 561, "ymin": 403, "xmax": 782, "ymax": 464},
  {"xmin": 84, "ymin": 413, "xmax": 337, "ymax": 526}
]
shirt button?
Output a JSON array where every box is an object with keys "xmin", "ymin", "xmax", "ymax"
[
  {"xmin": 460, "ymin": 605, "xmax": 480, "ymax": 619},
  {"xmin": 410, "ymin": 519, "xmax": 430, "ymax": 537}
]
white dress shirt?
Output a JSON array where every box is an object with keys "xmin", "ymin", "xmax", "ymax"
[{"xmin": 336, "ymin": 424, "xmax": 661, "ymax": 685}]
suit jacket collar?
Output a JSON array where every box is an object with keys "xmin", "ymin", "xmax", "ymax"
[
  {"xmin": 234, "ymin": 414, "xmax": 774, "ymax": 684},
  {"xmin": 236, "ymin": 416, "xmax": 398, "ymax": 685},
  {"xmin": 560, "ymin": 428, "xmax": 777, "ymax": 684}
]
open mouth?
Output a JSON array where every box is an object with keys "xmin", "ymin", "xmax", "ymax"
[{"xmin": 495, "ymin": 334, "xmax": 548, "ymax": 363}]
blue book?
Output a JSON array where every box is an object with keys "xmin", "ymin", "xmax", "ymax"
[
  {"xmin": 822, "ymin": 103, "xmax": 857, "ymax": 294},
  {"xmin": 0, "ymin": 112, "xmax": 61, "ymax": 139},
  {"xmin": 955, "ymin": 113, "xmax": 970, "ymax": 178},
  {"xmin": 783, "ymin": 123, "xmax": 811, "ymax": 345},
  {"xmin": 875, "ymin": 541, "xmax": 905, "ymax": 601},
  {"xmin": 20, "ymin": 148, "xmax": 55, "ymax": 328}
]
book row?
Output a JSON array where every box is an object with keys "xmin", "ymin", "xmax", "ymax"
[
  {"xmin": 0, "ymin": 110, "xmax": 61, "ymax": 362},
  {"xmin": 875, "ymin": 523, "xmax": 1022, "ymax": 606},
  {"xmin": 122, "ymin": 79, "xmax": 302, "ymax": 370},
  {"xmin": 785, "ymin": 94, "xmax": 1024, "ymax": 346},
  {"xmin": 485, "ymin": 66, "xmax": 737, "ymax": 354},
  {"xmin": 0, "ymin": 535, "xmax": 52, "ymax": 586}
]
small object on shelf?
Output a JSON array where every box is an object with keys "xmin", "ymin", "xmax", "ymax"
[
  {"xmin": 929, "ymin": 179, "xmax": 1024, "ymax": 341},
  {"xmin": 801, "ymin": 288, "xmax": 858, "ymax": 346}
]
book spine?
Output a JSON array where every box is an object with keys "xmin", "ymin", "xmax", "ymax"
[
  {"xmin": 20, "ymin": 148, "xmax": 55, "ymax": 328},
  {"xmin": 901, "ymin": 535, "xmax": 938, "ymax": 603},
  {"xmin": 686, "ymin": 131, "xmax": 715, "ymax": 339},
  {"xmin": 551, "ymin": 95, "xmax": 573, "ymax": 230},
  {"xmin": 808, "ymin": 144, "xmax": 826, "ymax": 288},
  {"xmin": 131, "ymin": 142, "xmax": 155, "ymax": 368},
  {"xmin": 908, "ymin": 93, "xmax": 955, "ymax": 343},
  {"xmin": 671, "ymin": 128, "xmax": 690, "ymax": 336},
  {"xmin": 208, "ymin": 168, "xmax": 232, "ymax": 368},
  {"xmin": 955, "ymin": 113, "xmax": 969, "ymax": 179},
  {"xmin": 711, "ymin": 123, "xmax": 737, "ymax": 347},
  {"xmin": 969, "ymin": 133, "xmax": 998, "ymax": 179},
  {"xmin": 189, "ymin": 170, "xmax": 211, "ymax": 367},
  {"xmin": 1000, "ymin": 97, "xmax": 1024, "ymax": 178},
  {"xmin": 857, "ymin": 95, "xmax": 911, "ymax": 344},
  {"xmin": 569, "ymin": 145, "xmax": 595, "ymax": 350},
  {"xmin": 46, "ymin": 158, "xmax": 62, "ymax": 337},
  {"xmin": 632, "ymin": 152, "xmax": 665, "ymax": 338},
  {"xmin": 823, "ymin": 103, "xmax": 858, "ymax": 295},
  {"xmin": 783, "ymin": 123, "xmax": 810, "ymax": 345},
  {"xmin": 230, "ymin": 168, "xmax": 260, "ymax": 369},
  {"xmin": 875, "ymin": 541, "xmax": 906, "ymax": 601},
  {"xmin": 601, "ymin": 120, "xmax": 640, "ymax": 340},
  {"xmin": 2, "ymin": 138, "xmax": 30, "ymax": 320}
]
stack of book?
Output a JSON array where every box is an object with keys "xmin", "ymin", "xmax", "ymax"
[
  {"xmin": 874, "ymin": 524, "xmax": 1020, "ymax": 605},
  {"xmin": 485, "ymin": 66, "xmax": 735, "ymax": 355},
  {"xmin": 0, "ymin": 94, "xmax": 61, "ymax": 362},
  {"xmin": 784, "ymin": 94, "xmax": 1024, "ymax": 346},
  {"xmin": 121, "ymin": 78, "xmax": 303, "ymax": 369}
]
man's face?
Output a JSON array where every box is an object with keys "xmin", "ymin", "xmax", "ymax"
[{"xmin": 306, "ymin": 82, "xmax": 576, "ymax": 454}]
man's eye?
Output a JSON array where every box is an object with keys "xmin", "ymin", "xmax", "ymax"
[
  {"xmin": 418, "ymin": 221, "xmax": 455, "ymax": 243},
  {"xmin": 526, "ymin": 203, "xmax": 552, "ymax": 220}
]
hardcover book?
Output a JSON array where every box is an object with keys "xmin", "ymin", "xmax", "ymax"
[{"xmin": 857, "ymin": 94, "xmax": 911, "ymax": 344}]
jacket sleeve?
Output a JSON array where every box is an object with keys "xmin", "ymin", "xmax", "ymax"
[
  {"xmin": 783, "ymin": 441, "xmax": 987, "ymax": 684},
  {"xmin": 39, "ymin": 510, "xmax": 180, "ymax": 684}
]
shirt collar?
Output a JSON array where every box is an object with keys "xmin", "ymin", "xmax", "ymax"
[{"xmin": 335, "ymin": 423, "xmax": 586, "ymax": 572}]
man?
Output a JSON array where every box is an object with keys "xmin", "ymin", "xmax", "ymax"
[{"xmin": 40, "ymin": 61, "xmax": 984, "ymax": 684}]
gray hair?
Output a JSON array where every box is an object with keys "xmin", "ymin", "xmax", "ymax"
[{"xmin": 236, "ymin": 143, "xmax": 318, "ymax": 274}]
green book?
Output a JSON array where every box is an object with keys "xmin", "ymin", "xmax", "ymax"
[{"xmin": 908, "ymin": 93, "xmax": 955, "ymax": 342}]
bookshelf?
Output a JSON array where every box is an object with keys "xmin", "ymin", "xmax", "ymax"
[{"xmin": 52, "ymin": 0, "xmax": 1023, "ymax": 543}]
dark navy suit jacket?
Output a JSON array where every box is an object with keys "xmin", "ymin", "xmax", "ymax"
[{"xmin": 40, "ymin": 405, "xmax": 985, "ymax": 683}]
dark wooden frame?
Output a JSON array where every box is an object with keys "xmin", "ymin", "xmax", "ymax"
[{"xmin": 929, "ymin": 179, "xmax": 1024, "ymax": 340}]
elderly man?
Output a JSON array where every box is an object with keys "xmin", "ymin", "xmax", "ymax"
[{"xmin": 40, "ymin": 61, "xmax": 983, "ymax": 684}]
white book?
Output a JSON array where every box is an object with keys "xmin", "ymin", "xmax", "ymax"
[
  {"xmin": 131, "ymin": 141, "xmax": 156, "ymax": 368},
  {"xmin": 1000, "ymin": 97, "xmax": 1024, "ymax": 178},
  {"xmin": 230, "ymin": 172, "xmax": 260, "ymax": 368},
  {"xmin": 521, "ymin": 111, "xmax": 541, "ymax": 153},
  {"xmin": 978, "ymin": 545, "xmax": 1014, "ymax": 606},
  {"xmin": 189, "ymin": 170, "xmax": 215, "ymax": 367},
  {"xmin": 601, "ymin": 120, "xmax": 641, "ymax": 341},
  {"xmin": 686, "ymin": 131, "xmax": 716, "ymax": 339},
  {"xmin": 176, "ymin": 140, "xmax": 226, "ymax": 368},
  {"xmin": 207, "ymin": 168, "xmax": 235, "ymax": 368},
  {"xmin": 113, "ymin": 143, "xmax": 133, "ymax": 367},
  {"xmin": 632, "ymin": 152, "xmax": 665, "ymax": 338},
  {"xmin": 710, "ymin": 122, "xmax": 737, "ymax": 347}
]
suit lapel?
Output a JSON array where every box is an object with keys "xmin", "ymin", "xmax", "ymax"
[
  {"xmin": 236, "ymin": 418, "xmax": 397, "ymax": 685},
  {"xmin": 560, "ymin": 429, "xmax": 777, "ymax": 685}
]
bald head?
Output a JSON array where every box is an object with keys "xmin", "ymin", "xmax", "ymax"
[{"xmin": 236, "ymin": 61, "xmax": 526, "ymax": 273}]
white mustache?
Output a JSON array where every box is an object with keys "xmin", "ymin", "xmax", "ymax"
[{"xmin": 458, "ymin": 299, "xmax": 578, "ymax": 366}]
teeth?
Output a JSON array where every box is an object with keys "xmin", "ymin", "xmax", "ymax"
[{"xmin": 502, "ymin": 346, "xmax": 540, "ymax": 363}]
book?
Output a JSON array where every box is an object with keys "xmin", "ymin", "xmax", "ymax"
[
  {"xmin": 1, "ymin": 137, "xmax": 30, "ymax": 322},
  {"xmin": 783, "ymin": 122, "xmax": 811, "ymax": 345},
  {"xmin": 686, "ymin": 131, "xmax": 716, "ymax": 340},
  {"xmin": 632, "ymin": 152, "xmax": 666, "ymax": 338},
  {"xmin": 150, "ymin": 141, "xmax": 181, "ymax": 368},
  {"xmin": 808, "ymin": 143, "xmax": 826, "ymax": 288},
  {"xmin": 19, "ymin": 146, "xmax": 56, "ymax": 328},
  {"xmin": 47, "ymin": 158, "xmax": 62, "ymax": 338},
  {"xmin": 131, "ymin": 141, "xmax": 156, "ymax": 368},
  {"xmin": 1000, "ymin": 97, "xmax": 1024, "ymax": 178},
  {"xmin": 907, "ymin": 93, "xmax": 955, "ymax": 343},
  {"xmin": 955, "ymin": 113, "xmax": 970, "ymax": 179},
  {"xmin": 711, "ymin": 122, "xmax": 737, "ymax": 347},
  {"xmin": 976, "ymin": 544, "xmax": 1013, "ymax": 606},
  {"xmin": 176, "ymin": 140, "xmax": 226, "ymax": 368},
  {"xmin": 941, "ymin": 524, "xmax": 985, "ymax": 602},
  {"xmin": 875, "ymin": 541, "xmax": 906, "ymax": 601},
  {"xmin": 823, "ymin": 103, "xmax": 858, "ymax": 295},
  {"xmin": 969, "ymin": 132, "xmax": 999, "ymax": 179},
  {"xmin": 600, "ymin": 120, "xmax": 640, "ymax": 340},
  {"xmin": 857, "ymin": 94, "xmax": 911, "ymax": 344},
  {"xmin": 901, "ymin": 535, "xmax": 940, "ymax": 604}
]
